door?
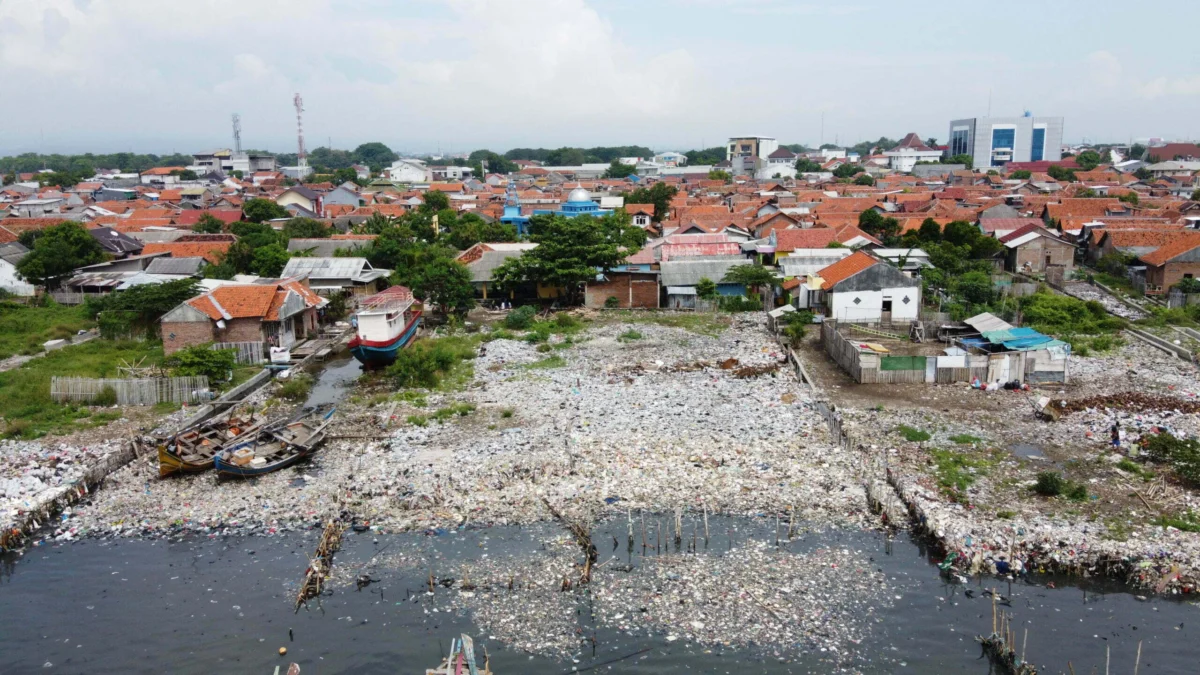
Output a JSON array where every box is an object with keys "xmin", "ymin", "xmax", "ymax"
[{"xmin": 881, "ymin": 299, "xmax": 893, "ymax": 324}]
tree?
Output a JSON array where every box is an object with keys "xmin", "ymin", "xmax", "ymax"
[
  {"xmin": 832, "ymin": 163, "xmax": 863, "ymax": 179},
  {"xmin": 625, "ymin": 182, "xmax": 678, "ymax": 222},
  {"xmin": 604, "ymin": 159, "xmax": 637, "ymax": 179},
  {"xmin": 421, "ymin": 190, "xmax": 450, "ymax": 212},
  {"xmin": 683, "ymin": 147, "xmax": 726, "ymax": 165},
  {"xmin": 166, "ymin": 344, "xmax": 237, "ymax": 381},
  {"xmin": 281, "ymin": 217, "xmax": 331, "ymax": 239},
  {"xmin": 942, "ymin": 220, "xmax": 978, "ymax": 246},
  {"xmin": 413, "ymin": 258, "xmax": 475, "ymax": 314},
  {"xmin": 708, "ymin": 169, "xmax": 732, "ymax": 183},
  {"xmin": 171, "ymin": 169, "xmax": 199, "ymax": 181},
  {"xmin": 1114, "ymin": 190, "xmax": 1138, "ymax": 204},
  {"xmin": 1047, "ymin": 165, "xmax": 1076, "ymax": 182},
  {"xmin": 1010, "ymin": 169, "xmax": 1032, "ymax": 179},
  {"xmin": 1075, "ymin": 150, "xmax": 1101, "ymax": 171},
  {"xmin": 1134, "ymin": 167, "xmax": 1154, "ymax": 181},
  {"xmin": 250, "ymin": 244, "xmax": 291, "ymax": 277},
  {"xmin": 192, "ymin": 213, "xmax": 225, "ymax": 234},
  {"xmin": 3, "ymin": 172, "xmax": 16, "ymax": 186},
  {"xmin": 16, "ymin": 222, "xmax": 107, "ymax": 289},
  {"xmin": 925, "ymin": 137, "xmax": 938, "ymax": 148},
  {"xmin": 1129, "ymin": 143, "xmax": 1147, "ymax": 161},
  {"xmin": 242, "ymin": 198, "xmax": 289, "ymax": 223},
  {"xmin": 795, "ymin": 158, "xmax": 822, "ymax": 173},
  {"xmin": 442, "ymin": 211, "xmax": 517, "ymax": 250},
  {"xmin": 696, "ymin": 277, "xmax": 718, "ymax": 300},
  {"xmin": 853, "ymin": 173, "xmax": 875, "ymax": 186},
  {"xmin": 87, "ymin": 278, "xmax": 200, "ymax": 332},
  {"xmin": 857, "ymin": 209, "xmax": 899, "ymax": 241},
  {"xmin": 467, "ymin": 149, "xmax": 516, "ymax": 176},
  {"xmin": 492, "ymin": 211, "xmax": 647, "ymax": 305},
  {"xmin": 1192, "ymin": 189, "xmax": 1200, "ymax": 202},
  {"xmin": 917, "ymin": 218, "xmax": 942, "ymax": 242},
  {"xmin": 353, "ymin": 142, "xmax": 398, "ymax": 171},
  {"xmin": 722, "ymin": 263, "xmax": 776, "ymax": 296},
  {"xmin": 332, "ymin": 167, "xmax": 360, "ymax": 185},
  {"xmin": 954, "ymin": 270, "xmax": 995, "ymax": 305},
  {"xmin": 944, "ymin": 154, "xmax": 973, "ymax": 169},
  {"xmin": 39, "ymin": 171, "xmax": 81, "ymax": 188}
]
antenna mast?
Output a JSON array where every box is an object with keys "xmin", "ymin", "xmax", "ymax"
[
  {"xmin": 293, "ymin": 93, "xmax": 307, "ymax": 172},
  {"xmin": 231, "ymin": 113, "xmax": 242, "ymax": 153}
]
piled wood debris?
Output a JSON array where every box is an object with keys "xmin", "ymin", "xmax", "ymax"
[
  {"xmin": 1050, "ymin": 392, "xmax": 1200, "ymax": 415},
  {"xmin": 295, "ymin": 520, "xmax": 347, "ymax": 612}
]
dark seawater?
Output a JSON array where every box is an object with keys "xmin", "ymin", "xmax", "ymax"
[
  {"xmin": 1, "ymin": 520, "xmax": 1197, "ymax": 675},
  {"xmin": 303, "ymin": 355, "xmax": 362, "ymax": 409}
]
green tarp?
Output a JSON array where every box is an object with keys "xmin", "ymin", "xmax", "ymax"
[{"xmin": 879, "ymin": 355, "xmax": 927, "ymax": 371}]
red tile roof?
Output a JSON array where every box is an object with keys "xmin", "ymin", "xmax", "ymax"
[
  {"xmin": 142, "ymin": 241, "xmax": 232, "ymax": 264},
  {"xmin": 818, "ymin": 251, "xmax": 879, "ymax": 290},
  {"xmin": 774, "ymin": 228, "xmax": 840, "ymax": 252},
  {"xmin": 624, "ymin": 203, "xmax": 656, "ymax": 216},
  {"xmin": 1141, "ymin": 233, "xmax": 1200, "ymax": 267},
  {"xmin": 188, "ymin": 285, "xmax": 278, "ymax": 320},
  {"xmin": 173, "ymin": 209, "xmax": 243, "ymax": 226}
]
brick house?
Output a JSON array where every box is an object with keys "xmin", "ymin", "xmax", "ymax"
[
  {"xmin": 584, "ymin": 271, "xmax": 660, "ymax": 309},
  {"xmin": 998, "ymin": 224, "xmax": 1075, "ymax": 275},
  {"xmin": 1137, "ymin": 234, "xmax": 1200, "ymax": 296},
  {"xmin": 161, "ymin": 280, "xmax": 326, "ymax": 354}
]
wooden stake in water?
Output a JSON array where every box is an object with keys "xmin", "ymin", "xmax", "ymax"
[
  {"xmin": 1105, "ymin": 643, "xmax": 1110, "ymax": 675},
  {"xmin": 1134, "ymin": 640, "xmax": 1142, "ymax": 675},
  {"xmin": 702, "ymin": 502, "xmax": 709, "ymax": 547},
  {"xmin": 1021, "ymin": 627, "xmax": 1027, "ymax": 664},
  {"xmin": 991, "ymin": 593, "xmax": 997, "ymax": 635}
]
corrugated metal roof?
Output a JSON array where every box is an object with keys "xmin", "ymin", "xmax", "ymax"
[
  {"xmin": 282, "ymin": 257, "xmax": 369, "ymax": 279},
  {"xmin": 659, "ymin": 259, "xmax": 750, "ymax": 287},
  {"xmin": 963, "ymin": 312, "xmax": 1012, "ymax": 333},
  {"xmin": 146, "ymin": 257, "xmax": 206, "ymax": 275}
]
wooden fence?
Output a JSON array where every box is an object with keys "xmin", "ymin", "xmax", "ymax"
[
  {"xmin": 50, "ymin": 375, "xmax": 211, "ymax": 406},
  {"xmin": 212, "ymin": 341, "xmax": 266, "ymax": 364}
]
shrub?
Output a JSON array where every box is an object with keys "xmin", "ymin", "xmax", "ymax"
[
  {"xmin": 996, "ymin": 510, "xmax": 1016, "ymax": 519},
  {"xmin": 1066, "ymin": 483, "xmax": 1089, "ymax": 501},
  {"xmin": 554, "ymin": 312, "xmax": 581, "ymax": 329},
  {"xmin": 92, "ymin": 385, "xmax": 118, "ymax": 406},
  {"xmin": 407, "ymin": 414, "xmax": 428, "ymax": 427},
  {"xmin": 604, "ymin": 296, "xmax": 620, "ymax": 309},
  {"xmin": 504, "ymin": 305, "xmax": 536, "ymax": 330},
  {"xmin": 483, "ymin": 328, "xmax": 516, "ymax": 342},
  {"xmin": 387, "ymin": 337, "xmax": 477, "ymax": 388},
  {"xmin": 3, "ymin": 419, "xmax": 32, "ymax": 439},
  {"xmin": 719, "ymin": 294, "xmax": 761, "ymax": 312},
  {"xmin": 524, "ymin": 329, "xmax": 549, "ymax": 344},
  {"xmin": 897, "ymin": 425, "xmax": 931, "ymax": 442},
  {"xmin": 276, "ymin": 373, "xmax": 314, "ymax": 401},
  {"xmin": 166, "ymin": 345, "xmax": 237, "ymax": 382},
  {"xmin": 1034, "ymin": 471, "xmax": 1066, "ymax": 496},
  {"xmin": 618, "ymin": 329, "xmax": 643, "ymax": 342}
]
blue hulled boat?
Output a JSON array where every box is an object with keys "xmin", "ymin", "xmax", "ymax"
[
  {"xmin": 348, "ymin": 286, "xmax": 423, "ymax": 369},
  {"xmin": 214, "ymin": 409, "xmax": 335, "ymax": 478}
]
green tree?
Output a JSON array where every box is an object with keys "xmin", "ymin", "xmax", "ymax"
[
  {"xmin": 696, "ymin": 277, "xmax": 718, "ymax": 300},
  {"xmin": 421, "ymin": 190, "xmax": 450, "ymax": 212},
  {"xmin": 39, "ymin": 171, "xmax": 82, "ymax": 188},
  {"xmin": 954, "ymin": 270, "xmax": 995, "ymax": 305},
  {"xmin": 492, "ymin": 211, "xmax": 647, "ymax": 305},
  {"xmin": 171, "ymin": 169, "xmax": 199, "ymax": 180},
  {"xmin": 2, "ymin": 172, "xmax": 14, "ymax": 186},
  {"xmin": 467, "ymin": 149, "xmax": 517, "ymax": 176},
  {"xmin": 942, "ymin": 220, "xmax": 978, "ymax": 246},
  {"xmin": 1010, "ymin": 169, "xmax": 1032, "ymax": 179},
  {"xmin": 165, "ymin": 344, "xmax": 237, "ymax": 381},
  {"xmin": 1047, "ymin": 165, "xmax": 1076, "ymax": 182},
  {"xmin": 604, "ymin": 159, "xmax": 637, "ymax": 179},
  {"xmin": 721, "ymin": 263, "xmax": 776, "ymax": 296},
  {"xmin": 832, "ymin": 163, "xmax": 863, "ymax": 179},
  {"xmin": 192, "ymin": 213, "xmax": 225, "ymax": 234},
  {"xmin": 332, "ymin": 167, "xmax": 360, "ymax": 185},
  {"xmin": 708, "ymin": 169, "xmax": 732, "ymax": 183},
  {"xmin": 442, "ymin": 211, "xmax": 517, "ymax": 250},
  {"xmin": 1075, "ymin": 150, "xmax": 1101, "ymax": 171},
  {"xmin": 857, "ymin": 209, "xmax": 899, "ymax": 241},
  {"xmin": 682, "ymin": 147, "xmax": 726, "ymax": 165},
  {"xmin": 242, "ymin": 198, "xmax": 289, "ymax": 223},
  {"xmin": 625, "ymin": 182, "xmax": 678, "ymax": 222},
  {"xmin": 944, "ymin": 154, "xmax": 973, "ymax": 169},
  {"xmin": 87, "ymin": 278, "xmax": 200, "ymax": 333},
  {"xmin": 1118, "ymin": 192, "xmax": 1139, "ymax": 206},
  {"xmin": 795, "ymin": 158, "xmax": 822, "ymax": 173},
  {"xmin": 15, "ymin": 222, "xmax": 107, "ymax": 289},
  {"xmin": 917, "ymin": 218, "xmax": 942, "ymax": 242},
  {"xmin": 250, "ymin": 243, "xmax": 291, "ymax": 277},
  {"xmin": 853, "ymin": 173, "xmax": 875, "ymax": 185},
  {"xmin": 413, "ymin": 258, "xmax": 475, "ymax": 314},
  {"xmin": 1134, "ymin": 167, "xmax": 1153, "ymax": 181},
  {"xmin": 1192, "ymin": 188, "xmax": 1200, "ymax": 201},
  {"xmin": 1129, "ymin": 143, "xmax": 1146, "ymax": 161},
  {"xmin": 353, "ymin": 142, "xmax": 398, "ymax": 171},
  {"xmin": 281, "ymin": 217, "xmax": 331, "ymax": 239}
]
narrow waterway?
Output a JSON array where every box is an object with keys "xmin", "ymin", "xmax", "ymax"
[
  {"xmin": 302, "ymin": 353, "xmax": 362, "ymax": 409},
  {"xmin": 1, "ymin": 519, "xmax": 1195, "ymax": 674}
]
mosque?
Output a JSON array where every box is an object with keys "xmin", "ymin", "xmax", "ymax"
[{"xmin": 501, "ymin": 183, "xmax": 612, "ymax": 236}]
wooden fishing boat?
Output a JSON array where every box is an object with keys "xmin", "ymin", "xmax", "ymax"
[
  {"xmin": 348, "ymin": 286, "xmax": 422, "ymax": 369},
  {"xmin": 158, "ymin": 412, "xmax": 265, "ymax": 477},
  {"xmin": 425, "ymin": 634, "xmax": 491, "ymax": 675},
  {"xmin": 213, "ymin": 409, "xmax": 335, "ymax": 478}
]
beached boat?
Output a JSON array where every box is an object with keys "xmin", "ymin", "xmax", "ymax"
[
  {"xmin": 426, "ymin": 634, "xmax": 491, "ymax": 675},
  {"xmin": 158, "ymin": 412, "xmax": 266, "ymax": 477},
  {"xmin": 348, "ymin": 286, "xmax": 422, "ymax": 369},
  {"xmin": 213, "ymin": 409, "xmax": 335, "ymax": 478}
]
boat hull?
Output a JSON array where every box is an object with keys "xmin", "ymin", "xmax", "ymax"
[
  {"xmin": 214, "ymin": 446, "xmax": 312, "ymax": 478},
  {"xmin": 348, "ymin": 313, "xmax": 422, "ymax": 369},
  {"xmin": 157, "ymin": 446, "xmax": 214, "ymax": 477}
]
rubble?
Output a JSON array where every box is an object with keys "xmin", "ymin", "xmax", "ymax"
[{"xmin": 1063, "ymin": 282, "xmax": 1148, "ymax": 320}]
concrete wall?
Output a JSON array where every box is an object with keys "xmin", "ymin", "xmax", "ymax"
[
  {"xmin": 1147, "ymin": 261, "xmax": 1200, "ymax": 292},
  {"xmin": 827, "ymin": 285, "xmax": 920, "ymax": 323},
  {"xmin": 1008, "ymin": 238, "xmax": 1075, "ymax": 274}
]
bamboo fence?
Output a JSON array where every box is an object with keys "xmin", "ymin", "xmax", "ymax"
[
  {"xmin": 50, "ymin": 375, "xmax": 210, "ymax": 406},
  {"xmin": 211, "ymin": 341, "xmax": 266, "ymax": 364}
]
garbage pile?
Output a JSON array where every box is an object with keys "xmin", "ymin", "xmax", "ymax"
[
  {"xmin": 592, "ymin": 540, "xmax": 891, "ymax": 658},
  {"xmin": 1, "ymin": 439, "xmax": 124, "ymax": 531},
  {"xmin": 1063, "ymin": 282, "xmax": 1147, "ymax": 320}
]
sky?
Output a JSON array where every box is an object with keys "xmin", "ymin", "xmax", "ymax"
[{"xmin": 1, "ymin": 0, "xmax": 1199, "ymax": 157}]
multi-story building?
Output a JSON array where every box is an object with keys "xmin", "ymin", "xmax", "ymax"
[
  {"xmin": 189, "ymin": 149, "xmax": 276, "ymax": 176},
  {"xmin": 947, "ymin": 115, "xmax": 1063, "ymax": 169},
  {"xmin": 726, "ymin": 136, "xmax": 779, "ymax": 162}
]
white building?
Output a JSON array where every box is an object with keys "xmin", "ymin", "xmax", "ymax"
[
  {"xmin": 11, "ymin": 198, "xmax": 64, "ymax": 217},
  {"xmin": 0, "ymin": 242, "xmax": 35, "ymax": 295},
  {"xmin": 883, "ymin": 133, "xmax": 944, "ymax": 172},
  {"xmin": 385, "ymin": 159, "xmax": 433, "ymax": 183},
  {"xmin": 653, "ymin": 151, "xmax": 686, "ymax": 167},
  {"xmin": 811, "ymin": 251, "xmax": 921, "ymax": 323},
  {"xmin": 948, "ymin": 114, "xmax": 1064, "ymax": 169}
]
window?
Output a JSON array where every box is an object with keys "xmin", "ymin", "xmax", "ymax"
[
  {"xmin": 991, "ymin": 128, "xmax": 1015, "ymax": 151},
  {"xmin": 1031, "ymin": 128, "xmax": 1046, "ymax": 162},
  {"xmin": 951, "ymin": 129, "xmax": 970, "ymax": 157}
]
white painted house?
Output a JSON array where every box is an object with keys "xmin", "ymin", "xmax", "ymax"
[
  {"xmin": 813, "ymin": 250, "xmax": 921, "ymax": 323},
  {"xmin": 0, "ymin": 242, "xmax": 35, "ymax": 295},
  {"xmin": 385, "ymin": 159, "xmax": 433, "ymax": 183}
]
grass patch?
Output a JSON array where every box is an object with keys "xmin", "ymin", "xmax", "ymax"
[
  {"xmin": 431, "ymin": 402, "xmax": 476, "ymax": 423},
  {"xmin": 1033, "ymin": 471, "xmax": 1089, "ymax": 501},
  {"xmin": 996, "ymin": 510, "xmax": 1016, "ymax": 519},
  {"xmin": 929, "ymin": 447, "xmax": 994, "ymax": 503},
  {"xmin": 501, "ymin": 407, "xmax": 515, "ymax": 418},
  {"xmin": 407, "ymin": 414, "xmax": 428, "ymax": 427},
  {"xmin": 618, "ymin": 329, "xmax": 643, "ymax": 342},
  {"xmin": 0, "ymin": 301, "xmax": 93, "ymax": 361},
  {"xmin": 276, "ymin": 373, "xmax": 314, "ymax": 401},
  {"xmin": 1154, "ymin": 510, "xmax": 1200, "ymax": 532},
  {"xmin": 897, "ymin": 425, "xmax": 931, "ymax": 442},
  {"xmin": 523, "ymin": 355, "xmax": 566, "ymax": 370},
  {"xmin": 0, "ymin": 338, "xmax": 162, "ymax": 438},
  {"xmin": 396, "ymin": 390, "xmax": 428, "ymax": 407},
  {"xmin": 1116, "ymin": 458, "xmax": 1154, "ymax": 480},
  {"xmin": 483, "ymin": 328, "xmax": 517, "ymax": 342},
  {"xmin": 616, "ymin": 311, "xmax": 731, "ymax": 337},
  {"xmin": 949, "ymin": 434, "xmax": 982, "ymax": 445},
  {"xmin": 153, "ymin": 401, "xmax": 182, "ymax": 414}
]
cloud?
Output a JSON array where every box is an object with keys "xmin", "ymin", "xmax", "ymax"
[{"xmin": 1087, "ymin": 50, "xmax": 1122, "ymax": 88}]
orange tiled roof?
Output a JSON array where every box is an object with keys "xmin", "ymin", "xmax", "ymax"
[
  {"xmin": 188, "ymin": 284, "xmax": 278, "ymax": 320},
  {"xmin": 819, "ymin": 251, "xmax": 880, "ymax": 290},
  {"xmin": 1102, "ymin": 229, "xmax": 1190, "ymax": 250},
  {"xmin": 624, "ymin": 204, "xmax": 655, "ymax": 216},
  {"xmin": 774, "ymin": 228, "xmax": 840, "ymax": 251},
  {"xmin": 142, "ymin": 241, "xmax": 232, "ymax": 264},
  {"xmin": 1141, "ymin": 233, "xmax": 1200, "ymax": 266}
]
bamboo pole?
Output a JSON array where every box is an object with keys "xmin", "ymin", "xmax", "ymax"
[
  {"xmin": 1134, "ymin": 641, "xmax": 1142, "ymax": 675},
  {"xmin": 1021, "ymin": 627, "xmax": 1027, "ymax": 664},
  {"xmin": 1105, "ymin": 643, "xmax": 1110, "ymax": 675},
  {"xmin": 702, "ymin": 502, "xmax": 709, "ymax": 547}
]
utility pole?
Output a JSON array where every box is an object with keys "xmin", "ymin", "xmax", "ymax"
[
  {"xmin": 294, "ymin": 93, "xmax": 307, "ymax": 174},
  {"xmin": 231, "ymin": 113, "xmax": 242, "ymax": 153}
]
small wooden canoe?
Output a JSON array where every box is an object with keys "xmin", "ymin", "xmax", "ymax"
[{"xmin": 214, "ymin": 409, "xmax": 335, "ymax": 479}]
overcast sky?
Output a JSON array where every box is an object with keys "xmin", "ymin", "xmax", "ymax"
[{"xmin": 1, "ymin": 0, "xmax": 1198, "ymax": 157}]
